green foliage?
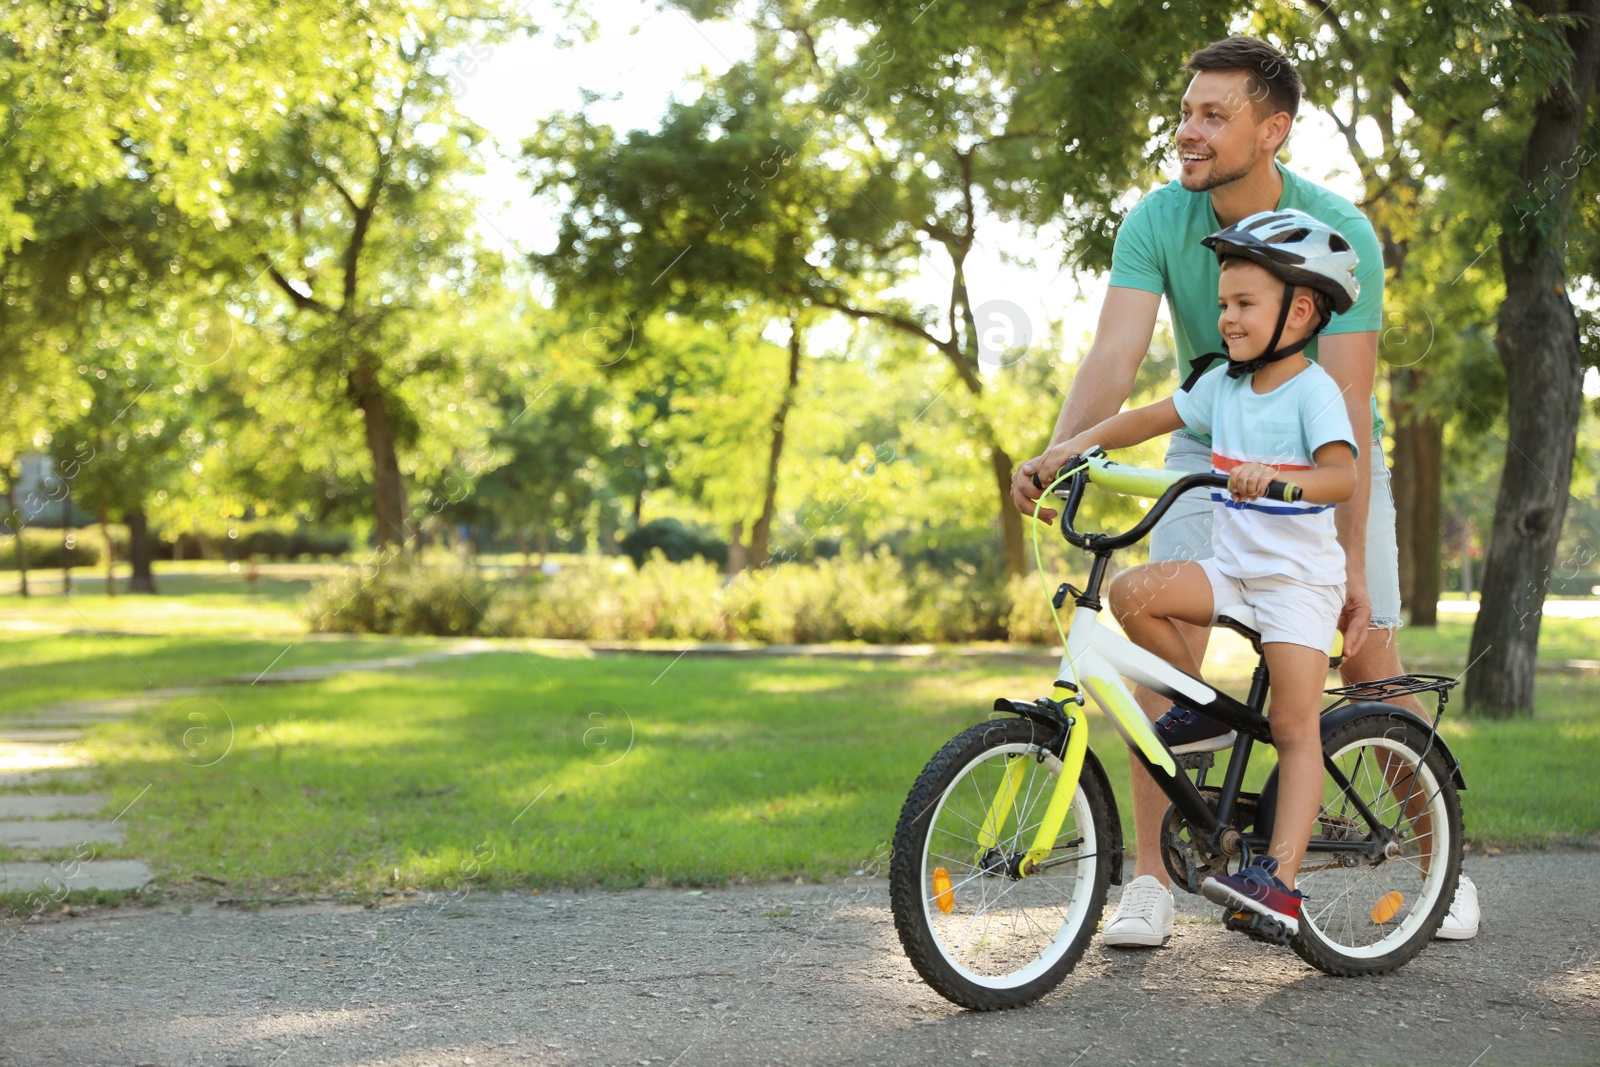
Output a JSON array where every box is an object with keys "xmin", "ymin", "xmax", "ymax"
[
  {"xmin": 318, "ymin": 554, "xmax": 1021, "ymax": 643},
  {"xmin": 306, "ymin": 565, "xmax": 494, "ymax": 637},
  {"xmin": 619, "ymin": 519, "xmax": 728, "ymax": 569},
  {"xmin": 0, "ymin": 529, "xmax": 99, "ymax": 569}
]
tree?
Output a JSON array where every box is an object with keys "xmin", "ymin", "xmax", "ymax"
[
  {"xmin": 225, "ymin": 5, "xmax": 516, "ymax": 549},
  {"xmin": 532, "ymin": 18, "xmax": 1109, "ymax": 576},
  {"xmin": 1464, "ymin": 0, "xmax": 1600, "ymax": 716}
]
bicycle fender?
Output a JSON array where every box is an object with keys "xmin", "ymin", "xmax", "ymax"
[
  {"xmin": 1081, "ymin": 746, "xmax": 1125, "ymax": 887},
  {"xmin": 1318, "ymin": 702, "xmax": 1466, "ymax": 791},
  {"xmin": 991, "ymin": 699, "xmax": 1124, "ymax": 886},
  {"xmin": 1257, "ymin": 702, "xmax": 1466, "ymax": 841}
]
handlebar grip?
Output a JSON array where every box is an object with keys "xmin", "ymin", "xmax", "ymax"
[
  {"xmin": 1265, "ymin": 480, "xmax": 1303, "ymax": 503},
  {"xmin": 1030, "ymin": 460, "xmax": 1083, "ymax": 495}
]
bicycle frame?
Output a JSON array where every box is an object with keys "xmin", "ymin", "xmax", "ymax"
[
  {"xmin": 987, "ymin": 455, "xmax": 1464, "ymax": 883},
  {"xmin": 990, "ymin": 453, "xmax": 1323, "ymax": 878},
  {"xmin": 1000, "ymin": 603, "xmax": 1272, "ymax": 875}
]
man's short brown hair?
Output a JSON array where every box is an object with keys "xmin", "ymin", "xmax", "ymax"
[{"xmin": 1186, "ymin": 37, "xmax": 1303, "ymax": 122}]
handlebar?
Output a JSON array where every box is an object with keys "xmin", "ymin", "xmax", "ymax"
[{"xmin": 1033, "ymin": 451, "xmax": 1302, "ymax": 552}]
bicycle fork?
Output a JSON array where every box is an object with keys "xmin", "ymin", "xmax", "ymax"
[{"xmin": 974, "ymin": 685, "xmax": 1090, "ymax": 876}]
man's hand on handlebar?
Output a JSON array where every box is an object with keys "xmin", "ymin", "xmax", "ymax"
[{"xmin": 1013, "ymin": 435, "xmax": 1102, "ymax": 524}]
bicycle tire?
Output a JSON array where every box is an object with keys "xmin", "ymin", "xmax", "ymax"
[
  {"xmin": 1268, "ymin": 713, "xmax": 1463, "ymax": 976},
  {"xmin": 889, "ymin": 718, "xmax": 1113, "ymax": 1010}
]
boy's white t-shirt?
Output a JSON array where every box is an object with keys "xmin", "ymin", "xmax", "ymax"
[{"xmin": 1171, "ymin": 363, "xmax": 1358, "ymax": 585}]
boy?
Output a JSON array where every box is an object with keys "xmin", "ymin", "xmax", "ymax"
[{"xmin": 1049, "ymin": 208, "xmax": 1359, "ymax": 934}]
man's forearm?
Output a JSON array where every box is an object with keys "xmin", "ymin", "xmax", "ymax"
[
  {"xmin": 1336, "ymin": 450, "xmax": 1371, "ymax": 575},
  {"xmin": 1320, "ymin": 332, "xmax": 1379, "ymax": 580},
  {"xmin": 1051, "ymin": 357, "xmax": 1140, "ymax": 444}
]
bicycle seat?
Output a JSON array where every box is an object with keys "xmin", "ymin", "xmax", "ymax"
[{"xmin": 1215, "ymin": 603, "xmax": 1344, "ymax": 664}]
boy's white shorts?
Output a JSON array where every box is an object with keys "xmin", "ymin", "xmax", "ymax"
[{"xmin": 1198, "ymin": 558, "xmax": 1345, "ymax": 656}]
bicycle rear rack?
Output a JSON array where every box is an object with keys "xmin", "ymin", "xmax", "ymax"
[{"xmin": 1323, "ymin": 673, "xmax": 1457, "ymax": 711}]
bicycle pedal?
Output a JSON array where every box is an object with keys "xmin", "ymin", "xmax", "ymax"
[
  {"xmin": 1174, "ymin": 751, "xmax": 1215, "ymax": 773},
  {"xmin": 1223, "ymin": 909, "xmax": 1295, "ymax": 946}
]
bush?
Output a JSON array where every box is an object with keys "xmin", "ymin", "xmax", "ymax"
[
  {"xmin": 0, "ymin": 529, "xmax": 101, "ymax": 570},
  {"xmin": 618, "ymin": 518, "xmax": 727, "ymax": 568},
  {"xmin": 487, "ymin": 555, "xmax": 729, "ymax": 641},
  {"xmin": 492, "ymin": 551, "xmax": 1013, "ymax": 644},
  {"xmin": 306, "ymin": 565, "xmax": 494, "ymax": 636},
  {"xmin": 306, "ymin": 553, "xmax": 1067, "ymax": 644}
]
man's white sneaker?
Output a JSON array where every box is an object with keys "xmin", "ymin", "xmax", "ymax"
[
  {"xmin": 1435, "ymin": 874, "xmax": 1480, "ymax": 940},
  {"xmin": 1102, "ymin": 874, "xmax": 1174, "ymax": 947}
]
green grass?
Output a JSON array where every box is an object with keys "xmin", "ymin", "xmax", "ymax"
[
  {"xmin": 52, "ymin": 642, "xmax": 1599, "ymax": 900},
  {"xmin": 0, "ymin": 633, "xmax": 444, "ymax": 718},
  {"xmin": 2, "ymin": 577, "xmax": 1594, "ymax": 899},
  {"xmin": 0, "ymin": 565, "xmax": 335, "ymax": 636}
]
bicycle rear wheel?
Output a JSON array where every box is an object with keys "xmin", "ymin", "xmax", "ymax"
[
  {"xmin": 1285, "ymin": 713, "xmax": 1462, "ymax": 975},
  {"xmin": 889, "ymin": 718, "xmax": 1113, "ymax": 1010}
]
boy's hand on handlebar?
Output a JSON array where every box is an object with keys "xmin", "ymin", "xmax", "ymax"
[{"xmin": 1227, "ymin": 462, "xmax": 1279, "ymax": 502}]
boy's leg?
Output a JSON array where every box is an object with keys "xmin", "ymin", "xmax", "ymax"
[
  {"xmin": 1108, "ymin": 561, "xmax": 1216, "ymax": 674},
  {"xmin": 1201, "ymin": 638, "xmax": 1331, "ymax": 936},
  {"xmin": 1260, "ymin": 641, "xmax": 1331, "ymax": 889}
]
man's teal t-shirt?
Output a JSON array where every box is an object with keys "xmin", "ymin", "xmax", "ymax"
[{"xmin": 1108, "ymin": 162, "xmax": 1385, "ymax": 436}]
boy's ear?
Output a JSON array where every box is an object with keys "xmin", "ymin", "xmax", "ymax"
[{"xmin": 1290, "ymin": 288, "xmax": 1320, "ymax": 330}]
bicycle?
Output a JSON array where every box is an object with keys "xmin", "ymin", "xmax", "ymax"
[{"xmin": 888, "ymin": 451, "xmax": 1465, "ymax": 1011}]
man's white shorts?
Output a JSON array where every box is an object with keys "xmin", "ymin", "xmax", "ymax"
[{"xmin": 1198, "ymin": 558, "xmax": 1345, "ymax": 655}]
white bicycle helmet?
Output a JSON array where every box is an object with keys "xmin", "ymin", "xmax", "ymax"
[
  {"xmin": 1201, "ymin": 208, "xmax": 1361, "ymax": 314},
  {"xmin": 1181, "ymin": 209, "xmax": 1362, "ymax": 389}
]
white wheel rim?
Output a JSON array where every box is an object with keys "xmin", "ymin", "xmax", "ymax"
[
  {"xmin": 1298, "ymin": 734, "xmax": 1450, "ymax": 959},
  {"xmin": 919, "ymin": 742, "xmax": 1099, "ymax": 989}
]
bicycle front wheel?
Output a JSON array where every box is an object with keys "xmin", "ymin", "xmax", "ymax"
[
  {"xmin": 889, "ymin": 718, "xmax": 1113, "ymax": 1010},
  {"xmin": 1289, "ymin": 713, "xmax": 1463, "ymax": 975}
]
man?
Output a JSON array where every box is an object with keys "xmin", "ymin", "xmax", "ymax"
[{"xmin": 1011, "ymin": 36, "xmax": 1480, "ymax": 945}]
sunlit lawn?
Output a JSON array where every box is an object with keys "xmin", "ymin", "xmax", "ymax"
[
  {"xmin": 1, "ymin": 573, "xmax": 1595, "ymax": 900},
  {"xmin": 63, "ymin": 642, "xmax": 1600, "ymax": 899}
]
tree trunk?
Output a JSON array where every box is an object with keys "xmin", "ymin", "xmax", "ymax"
[
  {"xmin": 125, "ymin": 506, "xmax": 157, "ymax": 594},
  {"xmin": 727, "ymin": 519, "xmax": 746, "ymax": 578},
  {"xmin": 751, "ymin": 318, "xmax": 803, "ymax": 569},
  {"xmin": 352, "ymin": 358, "xmax": 410, "ymax": 551},
  {"xmin": 1389, "ymin": 368, "xmax": 1443, "ymax": 627},
  {"xmin": 1460, "ymin": 521, "xmax": 1474, "ymax": 599},
  {"xmin": 99, "ymin": 502, "xmax": 115, "ymax": 597},
  {"xmin": 984, "ymin": 433, "xmax": 1026, "ymax": 578},
  {"xmin": 5, "ymin": 486, "xmax": 26, "ymax": 598},
  {"xmin": 62, "ymin": 493, "xmax": 72, "ymax": 594},
  {"xmin": 1466, "ymin": 0, "xmax": 1598, "ymax": 717}
]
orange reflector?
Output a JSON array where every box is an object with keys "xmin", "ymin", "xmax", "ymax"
[
  {"xmin": 932, "ymin": 867, "xmax": 954, "ymax": 913},
  {"xmin": 1370, "ymin": 890, "xmax": 1404, "ymax": 924}
]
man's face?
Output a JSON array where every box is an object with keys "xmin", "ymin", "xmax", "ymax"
[{"xmin": 1175, "ymin": 70, "xmax": 1284, "ymax": 193}]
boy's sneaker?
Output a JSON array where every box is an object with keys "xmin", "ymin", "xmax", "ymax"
[
  {"xmin": 1435, "ymin": 875, "xmax": 1480, "ymax": 939},
  {"xmin": 1202, "ymin": 856, "xmax": 1303, "ymax": 935},
  {"xmin": 1155, "ymin": 705, "xmax": 1237, "ymax": 755},
  {"xmin": 1101, "ymin": 875, "xmax": 1174, "ymax": 947}
]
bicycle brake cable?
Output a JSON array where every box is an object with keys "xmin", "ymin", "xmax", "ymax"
[{"xmin": 1030, "ymin": 461, "xmax": 1089, "ymax": 674}]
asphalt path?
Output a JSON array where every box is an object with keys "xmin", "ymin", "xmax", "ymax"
[{"xmin": 4, "ymin": 851, "xmax": 1597, "ymax": 1067}]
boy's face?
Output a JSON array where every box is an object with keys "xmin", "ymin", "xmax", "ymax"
[{"xmin": 1217, "ymin": 260, "xmax": 1316, "ymax": 360}]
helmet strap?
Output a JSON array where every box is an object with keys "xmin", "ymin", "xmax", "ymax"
[{"xmin": 1180, "ymin": 281, "xmax": 1323, "ymax": 391}]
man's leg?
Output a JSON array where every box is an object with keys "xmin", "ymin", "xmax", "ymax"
[
  {"xmin": 1352, "ymin": 437, "xmax": 1479, "ymax": 938},
  {"xmin": 1101, "ymin": 562, "xmax": 1216, "ymax": 946},
  {"xmin": 1101, "ymin": 431, "xmax": 1215, "ymax": 947},
  {"xmin": 1129, "ymin": 621, "xmax": 1211, "ymax": 882}
]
